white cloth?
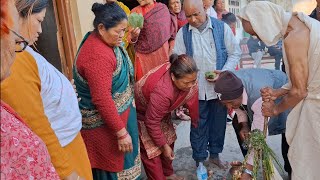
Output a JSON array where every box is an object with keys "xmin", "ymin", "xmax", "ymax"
[
  {"xmin": 239, "ymin": 1, "xmax": 320, "ymax": 179},
  {"xmin": 206, "ymin": 7, "xmax": 217, "ymax": 19},
  {"xmin": 238, "ymin": 1, "xmax": 292, "ymax": 46},
  {"xmin": 173, "ymin": 16, "xmax": 241, "ymax": 100},
  {"xmin": 26, "ymin": 46, "xmax": 82, "ymax": 147},
  {"xmin": 251, "ymin": 50, "xmax": 264, "ymax": 68},
  {"xmin": 284, "ymin": 13, "xmax": 320, "ymax": 180}
]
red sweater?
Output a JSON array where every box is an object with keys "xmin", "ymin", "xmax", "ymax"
[{"xmin": 76, "ymin": 32, "xmax": 130, "ymax": 172}]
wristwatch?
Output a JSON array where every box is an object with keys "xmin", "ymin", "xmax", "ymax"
[{"xmin": 243, "ymin": 168, "xmax": 253, "ymax": 177}]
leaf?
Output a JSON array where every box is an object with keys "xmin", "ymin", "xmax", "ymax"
[
  {"xmin": 128, "ymin": 13, "xmax": 144, "ymax": 28},
  {"xmin": 205, "ymin": 71, "xmax": 216, "ymax": 79}
]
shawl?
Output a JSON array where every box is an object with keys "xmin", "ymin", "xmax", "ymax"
[{"xmin": 134, "ymin": 3, "xmax": 174, "ymax": 54}]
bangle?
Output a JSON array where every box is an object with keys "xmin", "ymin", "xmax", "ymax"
[
  {"xmin": 243, "ymin": 168, "xmax": 253, "ymax": 177},
  {"xmin": 118, "ymin": 132, "xmax": 128, "ymax": 140},
  {"xmin": 129, "ymin": 37, "xmax": 138, "ymax": 44}
]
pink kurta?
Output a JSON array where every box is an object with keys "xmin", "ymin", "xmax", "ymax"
[{"xmin": 0, "ymin": 101, "xmax": 59, "ymax": 179}]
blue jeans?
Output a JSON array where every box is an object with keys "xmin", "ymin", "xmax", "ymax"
[{"xmin": 190, "ymin": 99, "xmax": 227, "ymax": 162}]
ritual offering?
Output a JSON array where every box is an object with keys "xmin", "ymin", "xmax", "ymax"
[
  {"xmin": 205, "ymin": 71, "xmax": 216, "ymax": 79},
  {"xmin": 128, "ymin": 13, "xmax": 144, "ymax": 28},
  {"xmin": 232, "ymin": 129, "xmax": 284, "ymax": 180}
]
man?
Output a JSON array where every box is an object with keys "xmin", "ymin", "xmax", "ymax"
[
  {"xmin": 309, "ymin": 0, "xmax": 320, "ymax": 21},
  {"xmin": 238, "ymin": 1, "xmax": 320, "ymax": 179},
  {"xmin": 173, "ymin": 0, "xmax": 241, "ymax": 168},
  {"xmin": 167, "ymin": 0, "xmax": 188, "ymax": 30},
  {"xmin": 247, "ymin": 36, "xmax": 266, "ymax": 68},
  {"xmin": 214, "ymin": 69, "xmax": 291, "ymax": 179},
  {"xmin": 267, "ymin": 41, "xmax": 283, "ymax": 70}
]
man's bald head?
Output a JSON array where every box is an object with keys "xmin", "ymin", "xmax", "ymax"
[
  {"xmin": 183, "ymin": 0, "xmax": 207, "ymax": 28},
  {"xmin": 183, "ymin": 0, "xmax": 204, "ymax": 10}
]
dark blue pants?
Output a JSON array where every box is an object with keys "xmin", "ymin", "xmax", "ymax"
[{"xmin": 190, "ymin": 99, "xmax": 227, "ymax": 162}]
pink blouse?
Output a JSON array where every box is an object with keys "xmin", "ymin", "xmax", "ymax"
[{"xmin": 1, "ymin": 101, "xmax": 59, "ymax": 180}]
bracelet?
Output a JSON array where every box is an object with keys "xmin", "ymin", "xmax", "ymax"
[
  {"xmin": 117, "ymin": 132, "xmax": 128, "ymax": 140},
  {"xmin": 243, "ymin": 168, "xmax": 253, "ymax": 177},
  {"xmin": 129, "ymin": 37, "xmax": 138, "ymax": 44}
]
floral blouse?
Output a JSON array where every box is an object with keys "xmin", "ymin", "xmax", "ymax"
[{"xmin": 1, "ymin": 101, "xmax": 59, "ymax": 179}]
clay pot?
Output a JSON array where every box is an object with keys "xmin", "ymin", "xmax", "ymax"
[{"xmin": 229, "ymin": 161, "xmax": 243, "ymax": 176}]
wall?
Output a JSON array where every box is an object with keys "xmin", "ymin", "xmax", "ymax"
[
  {"xmin": 70, "ymin": 0, "xmax": 104, "ymax": 47},
  {"xmin": 292, "ymin": 0, "xmax": 316, "ymax": 14}
]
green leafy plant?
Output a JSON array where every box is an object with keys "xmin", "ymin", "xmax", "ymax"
[
  {"xmin": 128, "ymin": 13, "xmax": 144, "ymax": 28},
  {"xmin": 233, "ymin": 129, "xmax": 284, "ymax": 180},
  {"xmin": 205, "ymin": 71, "xmax": 216, "ymax": 79}
]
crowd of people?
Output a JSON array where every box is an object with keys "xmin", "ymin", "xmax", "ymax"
[{"xmin": 1, "ymin": 0, "xmax": 319, "ymax": 180}]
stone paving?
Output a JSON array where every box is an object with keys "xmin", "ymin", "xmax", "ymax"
[
  {"xmin": 141, "ymin": 64, "xmax": 290, "ymax": 179},
  {"xmin": 141, "ymin": 121, "xmax": 290, "ymax": 180}
]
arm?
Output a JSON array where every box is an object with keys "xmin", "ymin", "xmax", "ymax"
[
  {"xmin": 127, "ymin": 8, "xmax": 141, "ymax": 44},
  {"xmin": 173, "ymin": 28, "xmax": 187, "ymax": 55},
  {"xmin": 244, "ymin": 98, "xmax": 265, "ymax": 171},
  {"xmin": 82, "ymin": 51, "xmax": 125, "ymax": 135},
  {"xmin": 264, "ymin": 33, "xmax": 309, "ymax": 116},
  {"xmin": 261, "ymin": 87, "xmax": 289, "ymax": 102},
  {"xmin": 234, "ymin": 108, "xmax": 250, "ymax": 141},
  {"xmin": 144, "ymin": 87, "xmax": 171, "ymax": 147},
  {"xmin": 5, "ymin": 55, "xmax": 73, "ymax": 178},
  {"xmin": 222, "ymin": 24, "xmax": 242, "ymax": 71}
]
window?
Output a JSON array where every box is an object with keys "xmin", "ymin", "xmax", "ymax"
[{"xmin": 228, "ymin": 0, "xmax": 241, "ymax": 28}]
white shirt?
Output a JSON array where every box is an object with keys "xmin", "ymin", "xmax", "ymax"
[
  {"xmin": 173, "ymin": 17, "xmax": 242, "ymax": 100},
  {"xmin": 26, "ymin": 46, "xmax": 82, "ymax": 147},
  {"xmin": 207, "ymin": 7, "xmax": 218, "ymax": 19}
]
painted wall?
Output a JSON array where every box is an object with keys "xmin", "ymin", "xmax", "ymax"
[{"xmin": 70, "ymin": 0, "xmax": 104, "ymax": 47}]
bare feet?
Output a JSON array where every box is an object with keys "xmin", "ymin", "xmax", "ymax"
[
  {"xmin": 166, "ymin": 174, "xmax": 185, "ymax": 180},
  {"xmin": 209, "ymin": 157, "xmax": 229, "ymax": 170}
]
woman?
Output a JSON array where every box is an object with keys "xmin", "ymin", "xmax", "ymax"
[
  {"xmin": 213, "ymin": 0, "xmax": 227, "ymax": 20},
  {"xmin": 167, "ymin": 0, "xmax": 188, "ymax": 30},
  {"xmin": 239, "ymin": 1, "xmax": 320, "ymax": 179},
  {"xmin": 73, "ymin": 3, "xmax": 140, "ymax": 179},
  {"xmin": 129, "ymin": 0, "xmax": 176, "ymax": 81},
  {"xmin": 0, "ymin": 0, "xmax": 58, "ymax": 179},
  {"xmin": 1, "ymin": 0, "xmax": 92, "ymax": 179},
  {"xmin": 104, "ymin": 0, "xmax": 130, "ymax": 47},
  {"xmin": 135, "ymin": 54, "xmax": 199, "ymax": 179}
]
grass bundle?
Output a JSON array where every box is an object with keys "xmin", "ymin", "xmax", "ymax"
[{"xmin": 233, "ymin": 129, "xmax": 284, "ymax": 180}]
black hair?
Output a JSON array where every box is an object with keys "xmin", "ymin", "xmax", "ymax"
[
  {"xmin": 169, "ymin": 54, "xmax": 198, "ymax": 79},
  {"xmin": 221, "ymin": 12, "xmax": 236, "ymax": 25},
  {"xmin": 213, "ymin": 0, "xmax": 218, "ymax": 7},
  {"xmin": 16, "ymin": 0, "xmax": 49, "ymax": 17},
  {"xmin": 92, "ymin": 2, "xmax": 127, "ymax": 31}
]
